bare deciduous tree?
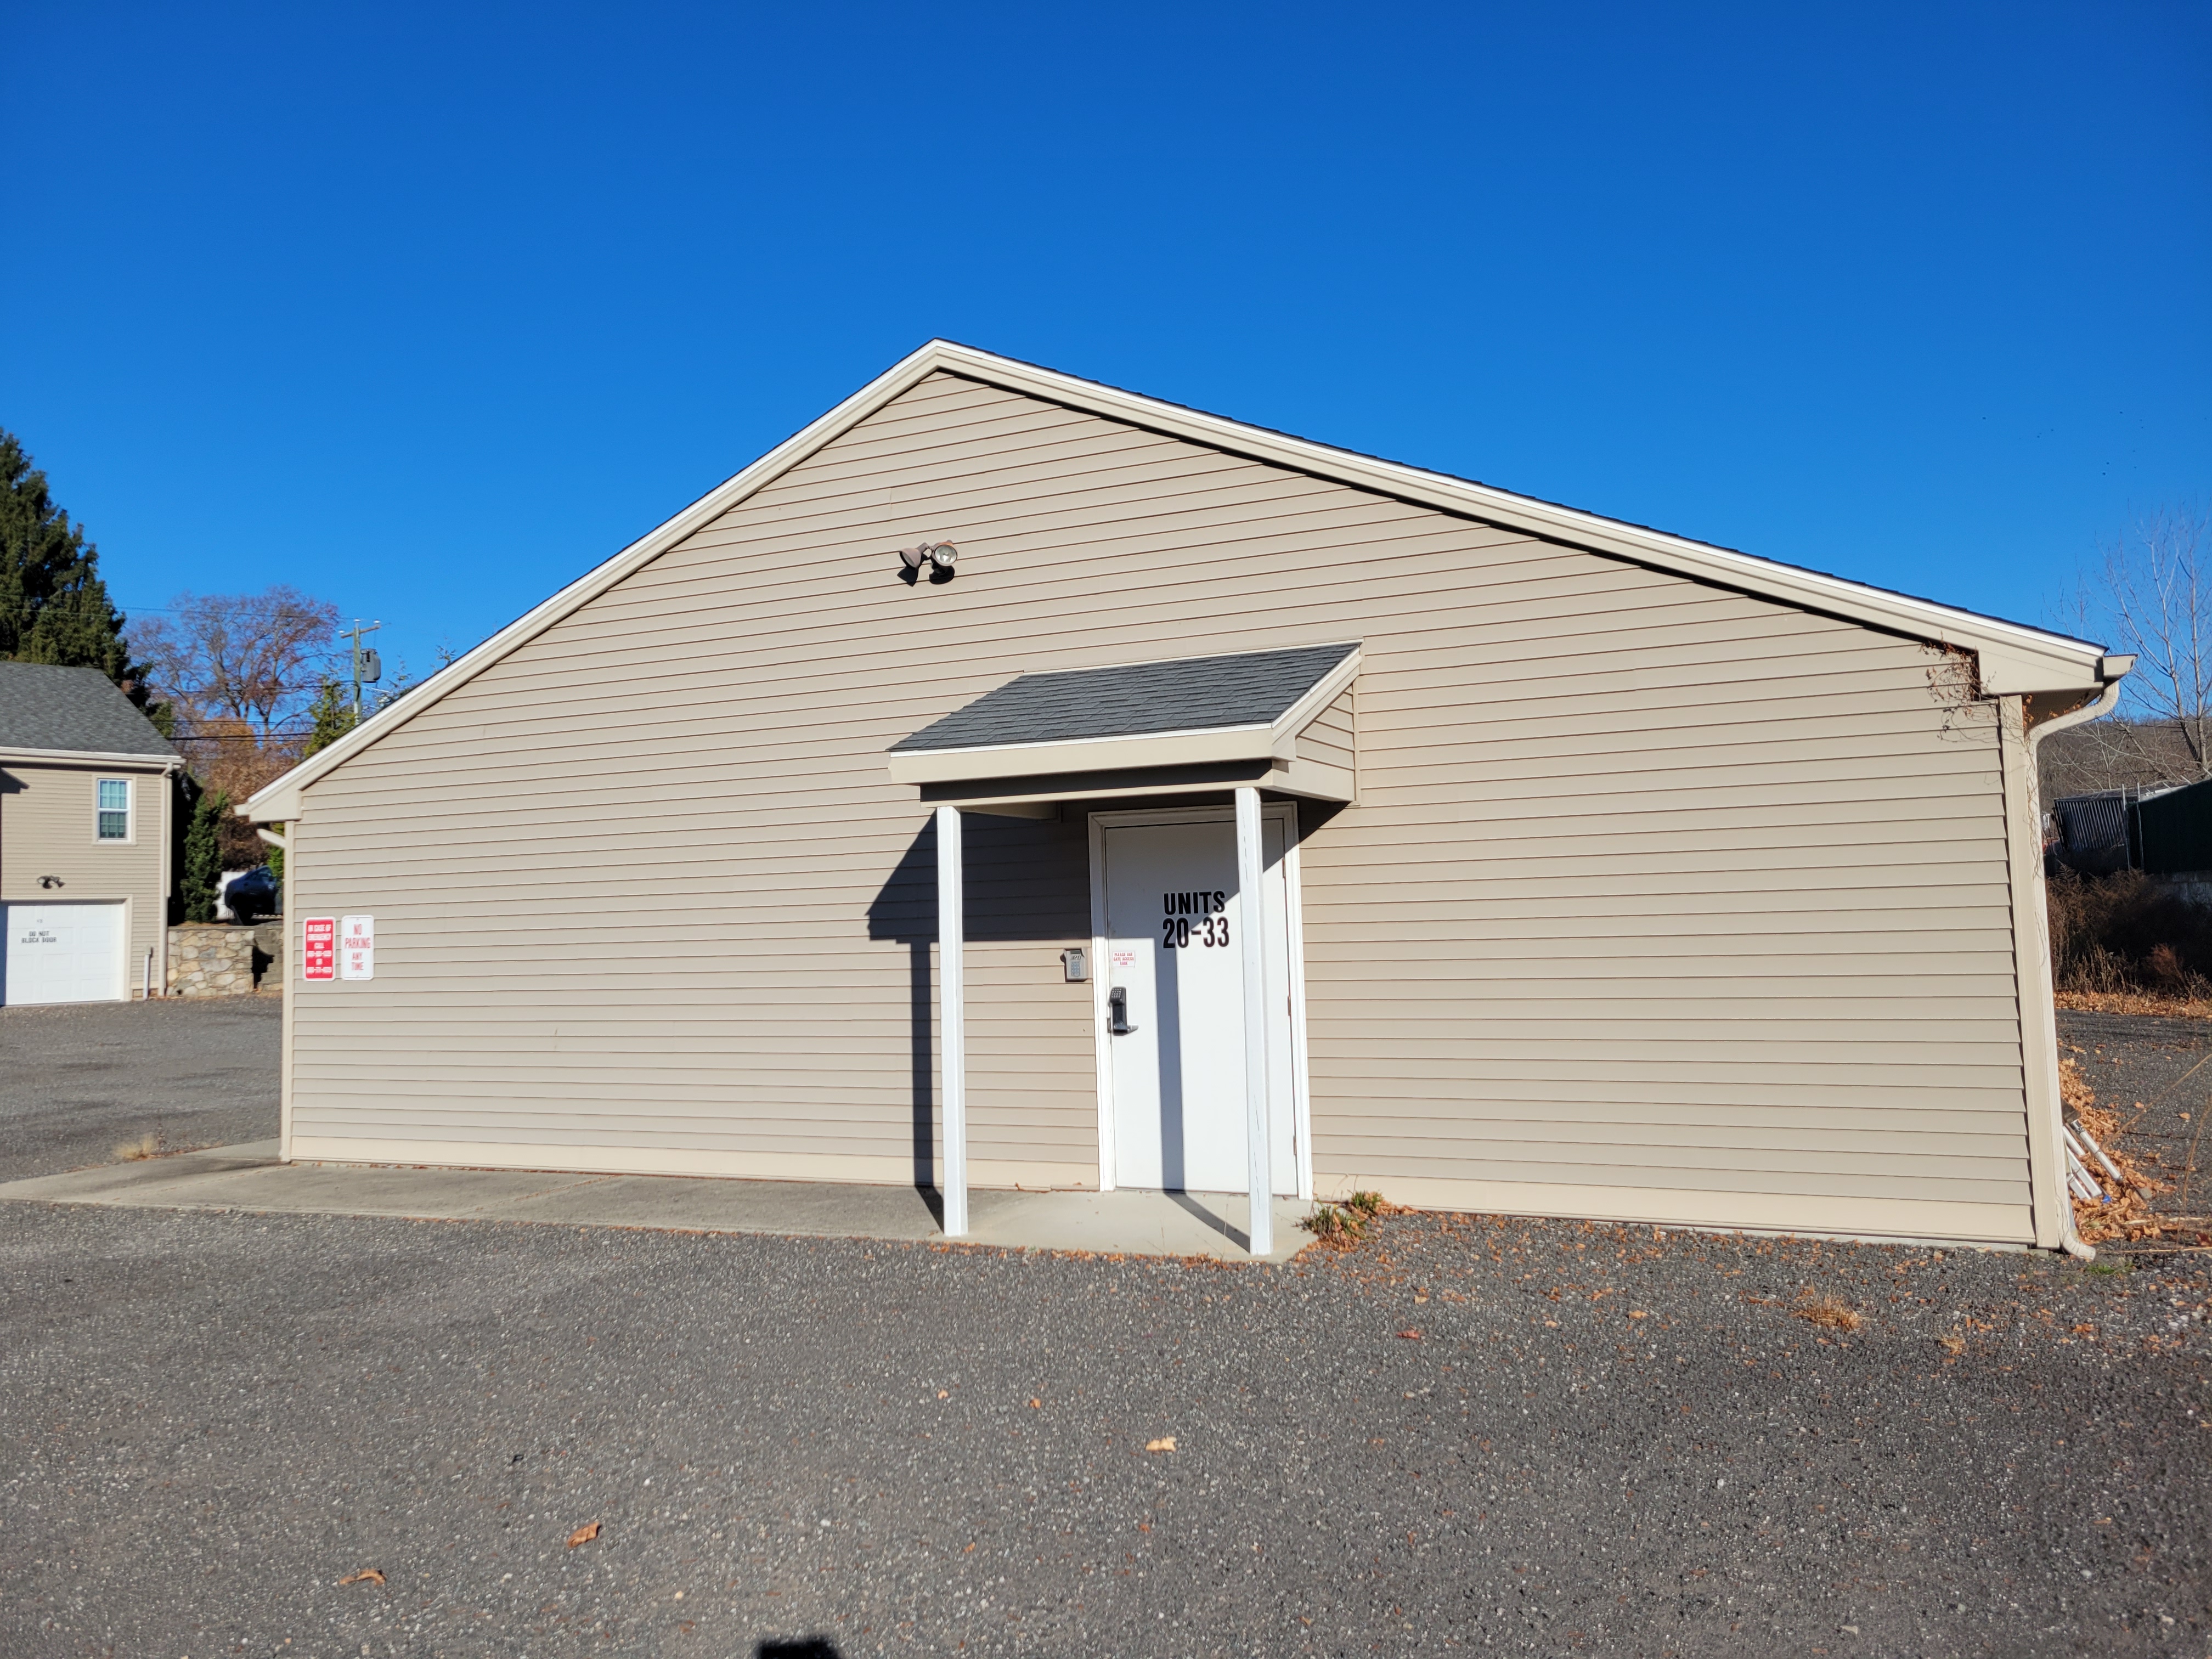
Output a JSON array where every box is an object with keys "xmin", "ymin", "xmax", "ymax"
[
  {"xmin": 137, "ymin": 586, "xmax": 342, "ymax": 842},
  {"xmin": 2098, "ymin": 505, "xmax": 2212, "ymax": 777},
  {"xmin": 136, "ymin": 586, "xmax": 341, "ymax": 742}
]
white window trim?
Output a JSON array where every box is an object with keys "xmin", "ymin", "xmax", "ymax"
[{"xmin": 94, "ymin": 776, "xmax": 134, "ymax": 845}]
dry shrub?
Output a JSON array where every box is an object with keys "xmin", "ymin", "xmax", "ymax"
[
  {"xmin": 114, "ymin": 1132, "xmax": 165, "ymax": 1161},
  {"xmin": 2047, "ymin": 871, "xmax": 2212, "ymax": 995},
  {"xmin": 1791, "ymin": 1292, "xmax": 1863, "ymax": 1332}
]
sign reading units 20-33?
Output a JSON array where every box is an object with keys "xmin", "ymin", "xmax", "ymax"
[
  {"xmin": 340, "ymin": 916, "xmax": 376, "ymax": 981},
  {"xmin": 301, "ymin": 917, "xmax": 337, "ymax": 981}
]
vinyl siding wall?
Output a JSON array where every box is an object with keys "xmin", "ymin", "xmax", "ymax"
[
  {"xmin": 1298, "ymin": 686, "xmax": 1357, "ymax": 778},
  {"xmin": 289, "ymin": 371, "xmax": 2030, "ymax": 1239},
  {"xmin": 1, "ymin": 759, "xmax": 170, "ymax": 995}
]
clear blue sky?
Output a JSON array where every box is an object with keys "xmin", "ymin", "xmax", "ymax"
[{"xmin": 7, "ymin": 2, "xmax": 2207, "ymax": 682}]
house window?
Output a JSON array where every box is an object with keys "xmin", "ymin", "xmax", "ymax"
[{"xmin": 97, "ymin": 778, "xmax": 131, "ymax": 840}]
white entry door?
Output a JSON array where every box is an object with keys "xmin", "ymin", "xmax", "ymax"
[
  {"xmin": 1, "ymin": 901, "xmax": 127, "ymax": 1006},
  {"xmin": 1097, "ymin": 810, "xmax": 1299, "ymax": 1195}
]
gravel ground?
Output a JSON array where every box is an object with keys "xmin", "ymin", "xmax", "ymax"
[
  {"xmin": 2, "ymin": 1005, "xmax": 2206, "ymax": 1655},
  {"xmin": 1, "ymin": 1201, "xmax": 2204, "ymax": 1657},
  {"xmin": 0, "ymin": 996, "xmax": 280, "ymax": 1184}
]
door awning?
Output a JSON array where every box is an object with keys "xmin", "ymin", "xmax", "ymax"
[{"xmin": 887, "ymin": 641, "xmax": 1361, "ymax": 809}]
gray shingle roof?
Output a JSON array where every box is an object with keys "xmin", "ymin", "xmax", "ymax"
[
  {"xmin": 0, "ymin": 662, "xmax": 179, "ymax": 758},
  {"xmin": 893, "ymin": 642, "xmax": 1358, "ymax": 753}
]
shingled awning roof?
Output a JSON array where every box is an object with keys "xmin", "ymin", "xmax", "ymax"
[
  {"xmin": 895, "ymin": 642, "xmax": 1358, "ymax": 754},
  {"xmin": 887, "ymin": 642, "xmax": 1362, "ymax": 808}
]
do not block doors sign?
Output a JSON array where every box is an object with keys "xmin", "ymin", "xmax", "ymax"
[{"xmin": 340, "ymin": 916, "xmax": 375, "ymax": 980}]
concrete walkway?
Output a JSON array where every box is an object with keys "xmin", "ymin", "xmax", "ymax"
[{"xmin": 0, "ymin": 1143, "xmax": 1316, "ymax": 1262}]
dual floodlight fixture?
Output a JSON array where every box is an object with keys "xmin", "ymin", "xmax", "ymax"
[{"xmin": 896, "ymin": 541, "xmax": 959, "ymax": 582}]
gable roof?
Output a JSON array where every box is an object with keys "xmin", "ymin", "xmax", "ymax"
[
  {"xmin": 893, "ymin": 642, "xmax": 1361, "ymax": 755},
  {"xmin": 243, "ymin": 340, "xmax": 2120, "ymax": 822},
  {"xmin": 0, "ymin": 662, "xmax": 180, "ymax": 761}
]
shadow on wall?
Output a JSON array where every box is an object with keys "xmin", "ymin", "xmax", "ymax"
[{"xmin": 865, "ymin": 811, "xmax": 1091, "ymax": 1194}]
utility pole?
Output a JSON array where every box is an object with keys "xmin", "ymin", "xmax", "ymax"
[{"xmin": 342, "ymin": 619, "xmax": 383, "ymax": 722}]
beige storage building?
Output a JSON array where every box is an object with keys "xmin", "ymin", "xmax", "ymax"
[
  {"xmin": 2, "ymin": 662, "xmax": 182, "ymax": 1005},
  {"xmin": 243, "ymin": 341, "xmax": 2127, "ymax": 1252}
]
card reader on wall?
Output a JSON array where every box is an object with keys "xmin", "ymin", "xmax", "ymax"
[{"xmin": 1060, "ymin": 946, "xmax": 1088, "ymax": 982}]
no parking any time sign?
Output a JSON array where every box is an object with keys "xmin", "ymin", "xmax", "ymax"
[{"xmin": 340, "ymin": 915, "xmax": 375, "ymax": 981}]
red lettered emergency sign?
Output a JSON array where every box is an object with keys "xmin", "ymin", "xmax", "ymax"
[{"xmin": 302, "ymin": 917, "xmax": 336, "ymax": 981}]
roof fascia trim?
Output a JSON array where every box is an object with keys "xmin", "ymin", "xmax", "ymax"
[
  {"xmin": 247, "ymin": 340, "xmax": 2111, "ymax": 819},
  {"xmin": 888, "ymin": 724, "xmax": 1279, "ymax": 786},
  {"xmin": 0, "ymin": 747, "xmax": 183, "ymax": 769},
  {"xmin": 921, "ymin": 345, "xmax": 2106, "ymax": 691},
  {"xmin": 241, "ymin": 341, "xmax": 956, "ymax": 821},
  {"xmin": 1267, "ymin": 647, "xmax": 1363, "ymax": 752}
]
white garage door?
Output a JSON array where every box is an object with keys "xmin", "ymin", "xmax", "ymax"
[{"xmin": 1, "ymin": 901, "xmax": 127, "ymax": 1006}]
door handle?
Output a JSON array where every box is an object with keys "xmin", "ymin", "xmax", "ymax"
[{"xmin": 1108, "ymin": 986, "xmax": 1138, "ymax": 1035}]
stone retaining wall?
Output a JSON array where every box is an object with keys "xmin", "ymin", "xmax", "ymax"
[{"xmin": 167, "ymin": 923, "xmax": 284, "ymax": 996}]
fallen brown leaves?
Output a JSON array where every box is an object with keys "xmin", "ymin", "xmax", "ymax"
[
  {"xmin": 2056, "ymin": 990, "xmax": 2212, "ymax": 1021},
  {"xmin": 1792, "ymin": 1293, "xmax": 1863, "ymax": 1333},
  {"xmin": 566, "ymin": 1521, "xmax": 601, "ymax": 1548},
  {"xmin": 337, "ymin": 1568, "xmax": 385, "ymax": 1587},
  {"xmin": 2063, "ymin": 1058, "xmax": 2184, "ymax": 1244},
  {"xmin": 1145, "ymin": 1437, "xmax": 1176, "ymax": 1453}
]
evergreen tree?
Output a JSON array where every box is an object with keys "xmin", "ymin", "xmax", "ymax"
[
  {"xmin": 0, "ymin": 426, "xmax": 158, "ymax": 712},
  {"xmin": 169, "ymin": 772, "xmax": 202, "ymax": 925},
  {"xmin": 302, "ymin": 678, "xmax": 358, "ymax": 757},
  {"xmin": 180, "ymin": 786, "xmax": 229, "ymax": 924}
]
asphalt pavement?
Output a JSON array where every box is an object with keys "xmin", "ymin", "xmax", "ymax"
[
  {"xmin": 0, "ymin": 995, "xmax": 280, "ymax": 1184},
  {"xmin": 1, "ymin": 1001, "xmax": 2206, "ymax": 1655}
]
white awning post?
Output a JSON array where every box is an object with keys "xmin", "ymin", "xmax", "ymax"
[
  {"xmin": 936, "ymin": 805, "xmax": 969, "ymax": 1238},
  {"xmin": 1235, "ymin": 786, "xmax": 1273, "ymax": 1257}
]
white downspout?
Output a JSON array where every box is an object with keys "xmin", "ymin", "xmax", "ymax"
[{"xmin": 2018, "ymin": 665, "xmax": 2130, "ymax": 1261}]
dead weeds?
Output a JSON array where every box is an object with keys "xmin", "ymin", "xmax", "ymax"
[
  {"xmin": 1302, "ymin": 1191, "xmax": 1392, "ymax": 1250},
  {"xmin": 1791, "ymin": 1291, "xmax": 1864, "ymax": 1333}
]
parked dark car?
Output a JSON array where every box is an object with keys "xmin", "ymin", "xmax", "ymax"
[{"xmin": 217, "ymin": 865, "xmax": 281, "ymax": 924}]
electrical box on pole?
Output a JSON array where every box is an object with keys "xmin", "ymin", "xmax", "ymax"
[{"xmin": 342, "ymin": 619, "xmax": 383, "ymax": 721}]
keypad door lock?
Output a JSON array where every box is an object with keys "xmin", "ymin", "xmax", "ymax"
[{"xmin": 1108, "ymin": 986, "xmax": 1137, "ymax": 1035}]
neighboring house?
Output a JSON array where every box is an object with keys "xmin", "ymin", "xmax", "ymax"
[
  {"xmin": 244, "ymin": 342, "xmax": 2128, "ymax": 1252},
  {"xmin": 0, "ymin": 662, "xmax": 183, "ymax": 1005}
]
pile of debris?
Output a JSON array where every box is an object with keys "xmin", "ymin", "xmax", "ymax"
[{"xmin": 2061, "ymin": 1057, "xmax": 2187, "ymax": 1243}]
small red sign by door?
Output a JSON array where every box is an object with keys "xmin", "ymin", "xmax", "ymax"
[{"xmin": 302, "ymin": 917, "xmax": 337, "ymax": 981}]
